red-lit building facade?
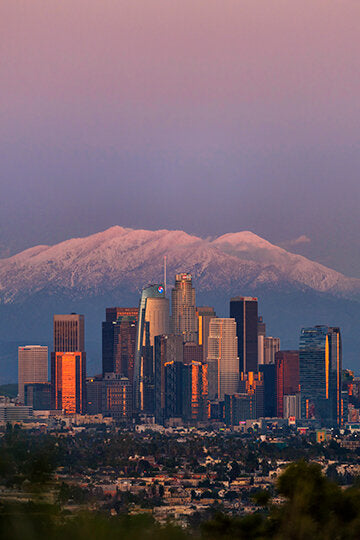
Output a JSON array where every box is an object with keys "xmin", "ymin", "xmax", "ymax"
[
  {"xmin": 275, "ymin": 350, "xmax": 300, "ymax": 417},
  {"xmin": 51, "ymin": 352, "xmax": 86, "ymax": 414}
]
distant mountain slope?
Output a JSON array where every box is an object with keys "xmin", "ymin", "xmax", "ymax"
[
  {"xmin": 1, "ymin": 226, "xmax": 359, "ymax": 303},
  {"xmin": 1, "ymin": 226, "xmax": 360, "ymax": 380}
]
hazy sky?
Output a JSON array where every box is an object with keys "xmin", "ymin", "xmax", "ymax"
[{"xmin": 1, "ymin": 0, "xmax": 360, "ymax": 276}]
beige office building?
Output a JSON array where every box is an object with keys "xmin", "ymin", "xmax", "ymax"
[
  {"xmin": 207, "ymin": 318, "xmax": 239, "ymax": 400},
  {"xmin": 171, "ymin": 273, "xmax": 197, "ymax": 342},
  {"xmin": 18, "ymin": 346, "xmax": 48, "ymax": 403},
  {"xmin": 263, "ymin": 337, "xmax": 280, "ymax": 365}
]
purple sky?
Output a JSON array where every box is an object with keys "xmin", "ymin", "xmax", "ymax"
[{"xmin": 1, "ymin": 0, "xmax": 360, "ymax": 276}]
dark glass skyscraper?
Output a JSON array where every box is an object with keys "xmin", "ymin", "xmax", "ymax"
[
  {"xmin": 230, "ymin": 296, "xmax": 258, "ymax": 373},
  {"xmin": 102, "ymin": 314, "xmax": 137, "ymax": 380},
  {"xmin": 299, "ymin": 326, "xmax": 342, "ymax": 427}
]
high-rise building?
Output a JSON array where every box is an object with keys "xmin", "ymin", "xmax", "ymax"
[
  {"xmin": 207, "ymin": 318, "xmax": 239, "ymax": 400},
  {"xmin": 53, "ymin": 314, "xmax": 84, "ymax": 352},
  {"xmin": 182, "ymin": 361, "xmax": 208, "ymax": 422},
  {"xmin": 283, "ymin": 394, "xmax": 301, "ymax": 419},
  {"xmin": 18, "ymin": 346, "xmax": 48, "ymax": 403},
  {"xmin": 134, "ymin": 284, "xmax": 169, "ymax": 411},
  {"xmin": 102, "ymin": 315, "xmax": 137, "ymax": 380},
  {"xmin": 102, "ymin": 373, "xmax": 132, "ymax": 421},
  {"xmin": 275, "ymin": 350, "xmax": 300, "ymax": 417},
  {"xmin": 171, "ymin": 273, "xmax": 197, "ymax": 342},
  {"xmin": 105, "ymin": 307, "xmax": 138, "ymax": 323},
  {"xmin": 51, "ymin": 352, "xmax": 86, "ymax": 414},
  {"xmin": 299, "ymin": 326, "xmax": 343, "ymax": 427},
  {"xmin": 238, "ymin": 371, "xmax": 264, "ymax": 419},
  {"xmin": 230, "ymin": 297, "xmax": 258, "ymax": 373},
  {"xmin": 225, "ymin": 393, "xmax": 254, "ymax": 425},
  {"xmin": 196, "ymin": 306, "xmax": 216, "ymax": 362},
  {"xmin": 257, "ymin": 316, "xmax": 266, "ymax": 366},
  {"xmin": 86, "ymin": 376, "xmax": 103, "ymax": 415},
  {"xmin": 164, "ymin": 361, "xmax": 184, "ymax": 419},
  {"xmin": 259, "ymin": 364, "xmax": 276, "ymax": 417},
  {"xmin": 24, "ymin": 382, "xmax": 51, "ymax": 410},
  {"xmin": 263, "ymin": 337, "xmax": 280, "ymax": 365},
  {"xmin": 154, "ymin": 334, "xmax": 183, "ymax": 422},
  {"xmin": 183, "ymin": 342, "xmax": 203, "ymax": 364}
]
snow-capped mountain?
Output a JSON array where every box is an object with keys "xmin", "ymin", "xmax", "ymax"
[
  {"xmin": 0, "ymin": 226, "xmax": 359, "ymax": 303},
  {"xmin": 1, "ymin": 226, "xmax": 360, "ymax": 380}
]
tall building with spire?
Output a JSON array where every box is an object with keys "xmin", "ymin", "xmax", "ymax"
[
  {"xmin": 299, "ymin": 326, "xmax": 343, "ymax": 427},
  {"xmin": 134, "ymin": 284, "xmax": 169, "ymax": 412},
  {"xmin": 171, "ymin": 273, "xmax": 197, "ymax": 342}
]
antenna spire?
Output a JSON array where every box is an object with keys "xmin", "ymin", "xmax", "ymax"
[{"xmin": 164, "ymin": 255, "xmax": 167, "ymax": 294}]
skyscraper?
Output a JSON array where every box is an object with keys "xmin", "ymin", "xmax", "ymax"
[
  {"xmin": 263, "ymin": 337, "xmax": 280, "ymax": 365},
  {"xmin": 51, "ymin": 352, "xmax": 86, "ymax": 414},
  {"xmin": 299, "ymin": 326, "xmax": 342, "ymax": 427},
  {"xmin": 171, "ymin": 273, "xmax": 197, "ymax": 342},
  {"xmin": 53, "ymin": 314, "xmax": 84, "ymax": 352},
  {"xmin": 257, "ymin": 316, "xmax": 266, "ymax": 366},
  {"xmin": 275, "ymin": 350, "xmax": 300, "ymax": 417},
  {"xmin": 207, "ymin": 318, "xmax": 239, "ymax": 400},
  {"xmin": 18, "ymin": 346, "xmax": 48, "ymax": 403},
  {"xmin": 134, "ymin": 284, "xmax": 169, "ymax": 411},
  {"xmin": 102, "ymin": 314, "xmax": 137, "ymax": 379},
  {"xmin": 51, "ymin": 313, "xmax": 86, "ymax": 414},
  {"xmin": 230, "ymin": 297, "xmax": 258, "ymax": 373},
  {"xmin": 196, "ymin": 306, "xmax": 216, "ymax": 362},
  {"xmin": 154, "ymin": 333, "xmax": 183, "ymax": 422}
]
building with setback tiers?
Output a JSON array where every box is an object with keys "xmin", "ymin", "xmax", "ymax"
[{"xmin": 171, "ymin": 273, "xmax": 197, "ymax": 342}]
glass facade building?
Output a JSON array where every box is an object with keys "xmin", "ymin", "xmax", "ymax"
[
  {"xmin": 299, "ymin": 326, "xmax": 342, "ymax": 427},
  {"xmin": 230, "ymin": 297, "xmax": 258, "ymax": 373},
  {"xmin": 134, "ymin": 284, "xmax": 169, "ymax": 411}
]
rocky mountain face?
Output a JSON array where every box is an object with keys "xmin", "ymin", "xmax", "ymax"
[{"xmin": 1, "ymin": 226, "xmax": 359, "ymax": 382}]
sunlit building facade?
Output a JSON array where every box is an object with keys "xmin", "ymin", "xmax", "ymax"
[
  {"xmin": 276, "ymin": 350, "xmax": 300, "ymax": 417},
  {"xmin": 207, "ymin": 318, "xmax": 239, "ymax": 400},
  {"xmin": 51, "ymin": 352, "xmax": 86, "ymax": 414},
  {"xmin": 18, "ymin": 345, "xmax": 48, "ymax": 403}
]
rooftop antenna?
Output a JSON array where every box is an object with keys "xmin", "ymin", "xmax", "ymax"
[{"xmin": 164, "ymin": 255, "xmax": 167, "ymax": 294}]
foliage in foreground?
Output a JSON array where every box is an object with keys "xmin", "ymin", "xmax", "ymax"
[{"xmin": 1, "ymin": 461, "xmax": 360, "ymax": 539}]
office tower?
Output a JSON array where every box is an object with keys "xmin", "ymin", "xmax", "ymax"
[
  {"xmin": 102, "ymin": 315, "xmax": 137, "ymax": 379},
  {"xmin": 102, "ymin": 373, "xmax": 132, "ymax": 421},
  {"xmin": 183, "ymin": 342, "xmax": 203, "ymax": 364},
  {"xmin": 86, "ymin": 376, "xmax": 104, "ymax": 414},
  {"xmin": 53, "ymin": 314, "xmax": 84, "ymax": 352},
  {"xmin": 182, "ymin": 361, "xmax": 208, "ymax": 422},
  {"xmin": 238, "ymin": 371, "xmax": 264, "ymax": 419},
  {"xmin": 164, "ymin": 361, "xmax": 184, "ymax": 419},
  {"xmin": 225, "ymin": 393, "xmax": 254, "ymax": 425},
  {"xmin": 24, "ymin": 382, "xmax": 51, "ymax": 410},
  {"xmin": 283, "ymin": 394, "xmax": 301, "ymax": 419},
  {"xmin": 257, "ymin": 316, "xmax": 266, "ymax": 366},
  {"xmin": 230, "ymin": 297, "xmax": 258, "ymax": 373},
  {"xmin": 18, "ymin": 346, "xmax": 48, "ymax": 403},
  {"xmin": 275, "ymin": 351, "xmax": 300, "ymax": 417},
  {"xmin": 134, "ymin": 284, "xmax": 169, "ymax": 412},
  {"xmin": 105, "ymin": 307, "xmax": 138, "ymax": 323},
  {"xmin": 263, "ymin": 337, "xmax": 280, "ymax": 365},
  {"xmin": 259, "ymin": 364, "xmax": 276, "ymax": 417},
  {"xmin": 207, "ymin": 318, "xmax": 239, "ymax": 400},
  {"xmin": 196, "ymin": 306, "xmax": 216, "ymax": 362},
  {"xmin": 154, "ymin": 334, "xmax": 183, "ymax": 422},
  {"xmin": 51, "ymin": 352, "xmax": 86, "ymax": 414},
  {"xmin": 299, "ymin": 326, "xmax": 342, "ymax": 427},
  {"xmin": 171, "ymin": 273, "xmax": 197, "ymax": 342}
]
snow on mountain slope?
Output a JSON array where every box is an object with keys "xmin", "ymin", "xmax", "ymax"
[{"xmin": 0, "ymin": 226, "xmax": 359, "ymax": 304}]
